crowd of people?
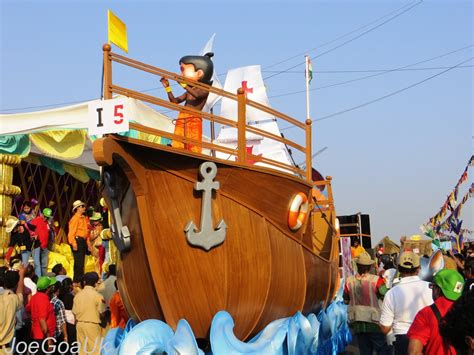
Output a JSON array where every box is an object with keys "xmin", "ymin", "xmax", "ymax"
[
  {"xmin": 4, "ymin": 199, "xmax": 113, "ymax": 282},
  {"xmin": 0, "ymin": 264, "xmax": 127, "ymax": 354},
  {"xmin": 2, "ymin": 198, "xmax": 474, "ymax": 354},
  {"xmin": 1, "ymin": 198, "xmax": 127, "ymax": 354},
  {"xmin": 344, "ymin": 240, "xmax": 474, "ymax": 355}
]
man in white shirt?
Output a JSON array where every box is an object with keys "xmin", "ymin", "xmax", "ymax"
[
  {"xmin": 97, "ymin": 264, "xmax": 116, "ymax": 308},
  {"xmin": 379, "ymin": 251, "xmax": 432, "ymax": 355}
]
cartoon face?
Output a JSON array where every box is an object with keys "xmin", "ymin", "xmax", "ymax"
[{"xmin": 180, "ymin": 63, "xmax": 204, "ymax": 81}]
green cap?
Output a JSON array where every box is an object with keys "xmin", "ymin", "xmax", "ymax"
[
  {"xmin": 433, "ymin": 269, "xmax": 465, "ymax": 301},
  {"xmin": 36, "ymin": 276, "xmax": 57, "ymax": 291},
  {"xmin": 43, "ymin": 208, "xmax": 53, "ymax": 218},
  {"xmin": 90, "ymin": 212, "xmax": 103, "ymax": 221}
]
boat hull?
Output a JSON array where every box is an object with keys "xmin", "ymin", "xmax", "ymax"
[{"xmin": 93, "ymin": 137, "xmax": 339, "ymax": 340}]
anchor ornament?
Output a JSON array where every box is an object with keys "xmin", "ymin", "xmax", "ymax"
[{"xmin": 185, "ymin": 162, "xmax": 227, "ymax": 251}]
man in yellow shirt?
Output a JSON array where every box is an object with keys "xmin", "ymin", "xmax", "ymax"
[{"xmin": 351, "ymin": 239, "xmax": 366, "ymax": 259}]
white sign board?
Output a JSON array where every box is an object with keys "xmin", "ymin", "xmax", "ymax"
[{"xmin": 88, "ymin": 98, "xmax": 130, "ymax": 135}]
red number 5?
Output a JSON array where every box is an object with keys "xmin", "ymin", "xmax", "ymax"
[{"xmin": 114, "ymin": 105, "xmax": 124, "ymax": 124}]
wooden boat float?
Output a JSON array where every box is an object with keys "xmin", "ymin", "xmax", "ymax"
[{"xmin": 93, "ymin": 44, "xmax": 340, "ymax": 340}]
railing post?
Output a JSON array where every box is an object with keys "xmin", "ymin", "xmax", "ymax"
[
  {"xmin": 305, "ymin": 118, "xmax": 312, "ymax": 181},
  {"xmin": 103, "ymin": 44, "xmax": 112, "ymax": 100},
  {"xmin": 237, "ymin": 88, "xmax": 247, "ymax": 163},
  {"xmin": 325, "ymin": 176, "xmax": 333, "ymax": 203}
]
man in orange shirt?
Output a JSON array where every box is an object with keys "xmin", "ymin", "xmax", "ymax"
[{"xmin": 68, "ymin": 200, "xmax": 89, "ymax": 283}]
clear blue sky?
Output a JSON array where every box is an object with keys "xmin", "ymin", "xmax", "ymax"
[{"xmin": 1, "ymin": 0, "xmax": 472, "ymax": 245}]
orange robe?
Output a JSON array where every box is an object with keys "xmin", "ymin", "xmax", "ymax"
[
  {"xmin": 171, "ymin": 112, "xmax": 202, "ymax": 153},
  {"xmin": 109, "ymin": 291, "xmax": 128, "ymax": 329}
]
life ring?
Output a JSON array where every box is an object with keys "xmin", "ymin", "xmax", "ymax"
[{"xmin": 288, "ymin": 192, "xmax": 309, "ymax": 231}]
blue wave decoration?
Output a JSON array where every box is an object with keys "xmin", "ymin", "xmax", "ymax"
[{"xmin": 102, "ymin": 301, "xmax": 351, "ymax": 355}]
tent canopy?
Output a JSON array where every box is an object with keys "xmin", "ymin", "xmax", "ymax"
[{"xmin": 0, "ymin": 97, "xmax": 175, "ymax": 172}]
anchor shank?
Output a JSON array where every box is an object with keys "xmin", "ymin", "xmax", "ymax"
[{"xmin": 199, "ymin": 187, "xmax": 213, "ymax": 233}]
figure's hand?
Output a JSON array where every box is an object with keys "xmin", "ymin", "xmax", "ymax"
[
  {"xmin": 160, "ymin": 77, "xmax": 169, "ymax": 87},
  {"xmin": 72, "ymin": 244, "xmax": 78, "ymax": 251}
]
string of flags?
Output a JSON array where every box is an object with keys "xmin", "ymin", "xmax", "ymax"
[{"xmin": 421, "ymin": 155, "xmax": 474, "ymax": 251}]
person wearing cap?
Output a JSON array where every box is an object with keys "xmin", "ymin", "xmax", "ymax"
[
  {"xmin": 407, "ymin": 269, "xmax": 465, "ymax": 354},
  {"xmin": 88, "ymin": 212, "xmax": 103, "ymax": 262},
  {"xmin": 439, "ymin": 289, "xmax": 474, "ymax": 354},
  {"xmin": 4, "ymin": 216, "xmax": 33, "ymax": 266},
  {"xmin": 68, "ymin": 200, "xmax": 89, "ymax": 283},
  {"xmin": 379, "ymin": 251, "xmax": 433, "ymax": 355},
  {"xmin": 29, "ymin": 208, "xmax": 54, "ymax": 277},
  {"xmin": 343, "ymin": 252, "xmax": 390, "ymax": 354},
  {"xmin": 73, "ymin": 272, "xmax": 106, "ymax": 355},
  {"xmin": 25, "ymin": 276, "xmax": 57, "ymax": 353},
  {"xmin": 0, "ymin": 265, "xmax": 25, "ymax": 351}
]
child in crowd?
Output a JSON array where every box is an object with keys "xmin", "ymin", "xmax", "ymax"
[{"xmin": 18, "ymin": 200, "xmax": 37, "ymax": 223}]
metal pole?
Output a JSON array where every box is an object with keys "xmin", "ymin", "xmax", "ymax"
[
  {"xmin": 305, "ymin": 55, "xmax": 311, "ymax": 121},
  {"xmin": 305, "ymin": 119, "xmax": 312, "ymax": 181},
  {"xmin": 357, "ymin": 212, "xmax": 362, "ymax": 245}
]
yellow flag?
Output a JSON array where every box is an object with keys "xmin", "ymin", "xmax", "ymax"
[{"xmin": 108, "ymin": 10, "xmax": 128, "ymax": 53}]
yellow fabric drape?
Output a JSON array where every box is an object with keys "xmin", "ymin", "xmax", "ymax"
[
  {"xmin": 23, "ymin": 155, "xmax": 41, "ymax": 166},
  {"xmin": 138, "ymin": 131, "xmax": 164, "ymax": 145},
  {"xmin": 63, "ymin": 164, "xmax": 90, "ymax": 184},
  {"xmin": 30, "ymin": 130, "xmax": 87, "ymax": 159}
]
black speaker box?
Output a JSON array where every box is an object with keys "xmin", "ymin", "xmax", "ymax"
[{"xmin": 337, "ymin": 213, "xmax": 371, "ymax": 250}]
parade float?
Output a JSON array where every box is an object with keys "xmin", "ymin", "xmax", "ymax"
[
  {"xmin": 0, "ymin": 39, "xmax": 349, "ymax": 352},
  {"xmin": 92, "ymin": 42, "xmax": 344, "ymax": 351}
]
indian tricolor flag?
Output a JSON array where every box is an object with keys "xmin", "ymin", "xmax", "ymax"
[
  {"xmin": 306, "ymin": 56, "xmax": 313, "ymax": 85},
  {"xmin": 108, "ymin": 10, "xmax": 128, "ymax": 53}
]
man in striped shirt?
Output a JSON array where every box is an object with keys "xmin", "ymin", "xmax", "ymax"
[{"xmin": 50, "ymin": 281, "xmax": 68, "ymax": 347}]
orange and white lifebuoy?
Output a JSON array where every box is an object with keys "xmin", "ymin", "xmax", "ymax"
[{"xmin": 288, "ymin": 192, "xmax": 309, "ymax": 231}]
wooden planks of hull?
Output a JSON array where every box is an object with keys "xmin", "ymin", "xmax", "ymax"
[{"xmin": 93, "ymin": 137, "xmax": 338, "ymax": 340}]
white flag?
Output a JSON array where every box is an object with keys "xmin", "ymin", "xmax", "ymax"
[{"xmin": 200, "ymin": 33, "xmax": 223, "ymax": 112}]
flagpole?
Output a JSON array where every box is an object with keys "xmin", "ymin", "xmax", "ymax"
[{"xmin": 305, "ymin": 55, "xmax": 311, "ymax": 120}]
